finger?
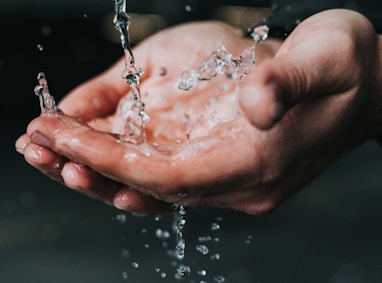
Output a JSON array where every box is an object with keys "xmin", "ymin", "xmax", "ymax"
[
  {"xmin": 113, "ymin": 189, "xmax": 173, "ymax": 215},
  {"xmin": 23, "ymin": 142, "xmax": 66, "ymax": 183},
  {"xmin": 15, "ymin": 134, "xmax": 30, "ymax": 155},
  {"xmin": 61, "ymin": 162, "xmax": 119, "ymax": 206},
  {"xmin": 239, "ymin": 24, "xmax": 354, "ymax": 129},
  {"xmin": 63, "ymin": 163, "xmax": 172, "ymax": 214},
  {"xmin": 27, "ymin": 115, "xmax": 260, "ymax": 198},
  {"xmin": 63, "ymin": 162, "xmax": 174, "ymax": 215}
]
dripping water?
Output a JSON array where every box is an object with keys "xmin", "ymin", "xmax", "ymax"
[
  {"xmin": 34, "ymin": 72, "xmax": 60, "ymax": 115},
  {"xmin": 113, "ymin": 0, "xmax": 150, "ymax": 144}
]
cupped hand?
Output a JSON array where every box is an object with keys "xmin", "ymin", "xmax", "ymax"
[
  {"xmin": 16, "ymin": 21, "xmax": 278, "ymax": 215},
  {"xmin": 16, "ymin": 9, "xmax": 382, "ymax": 215}
]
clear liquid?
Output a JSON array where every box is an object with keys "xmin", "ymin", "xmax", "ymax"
[
  {"xmin": 34, "ymin": 72, "xmax": 60, "ymax": 115},
  {"xmin": 32, "ymin": 4, "xmax": 269, "ymax": 281},
  {"xmin": 178, "ymin": 45, "xmax": 256, "ymax": 91},
  {"xmin": 113, "ymin": 0, "xmax": 150, "ymax": 145}
]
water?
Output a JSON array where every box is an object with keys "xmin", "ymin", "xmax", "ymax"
[
  {"xmin": 178, "ymin": 24, "xmax": 269, "ymax": 92},
  {"xmin": 177, "ymin": 45, "xmax": 256, "ymax": 91},
  {"xmin": 31, "ymin": 3, "xmax": 269, "ymax": 281},
  {"xmin": 111, "ymin": 20, "xmax": 269, "ymax": 281},
  {"xmin": 34, "ymin": 72, "xmax": 60, "ymax": 115},
  {"xmin": 172, "ymin": 205, "xmax": 192, "ymax": 279},
  {"xmin": 250, "ymin": 25, "xmax": 270, "ymax": 43},
  {"xmin": 113, "ymin": 0, "xmax": 150, "ymax": 144}
]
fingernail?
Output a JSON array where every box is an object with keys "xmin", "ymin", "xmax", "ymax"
[
  {"xmin": 114, "ymin": 193, "xmax": 130, "ymax": 211},
  {"xmin": 15, "ymin": 138, "xmax": 27, "ymax": 154},
  {"xmin": 30, "ymin": 131, "xmax": 52, "ymax": 148},
  {"xmin": 239, "ymin": 86, "xmax": 261, "ymax": 108},
  {"xmin": 240, "ymin": 82, "xmax": 284, "ymax": 129}
]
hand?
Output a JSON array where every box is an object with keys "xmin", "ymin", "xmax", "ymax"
[
  {"xmin": 16, "ymin": 21, "xmax": 278, "ymax": 214},
  {"xmin": 16, "ymin": 10, "xmax": 382, "ymax": 215}
]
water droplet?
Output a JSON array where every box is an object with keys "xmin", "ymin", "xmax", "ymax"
[
  {"xmin": 131, "ymin": 262, "xmax": 139, "ymax": 268},
  {"xmin": 250, "ymin": 25, "xmax": 270, "ymax": 43},
  {"xmin": 156, "ymin": 229, "xmax": 170, "ymax": 239},
  {"xmin": 210, "ymin": 253, "xmax": 221, "ymax": 260},
  {"xmin": 198, "ymin": 236, "xmax": 212, "ymax": 242},
  {"xmin": 176, "ymin": 239, "xmax": 185, "ymax": 260},
  {"xmin": 245, "ymin": 235, "xmax": 253, "ymax": 244},
  {"xmin": 178, "ymin": 70, "xmax": 199, "ymax": 90},
  {"xmin": 211, "ymin": 223, "xmax": 220, "ymax": 231},
  {"xmin": 115, "ymin": 213, "xmax": 127, "ymax": 223},
  {"xmin": 196, "ymin": 244, "xmax": 209, "ymax": 255},
  {"xmin": 197, "ymin": 269, "xmax": 207, "ymax": 276},
  {"xmin": 154, "ymin": 215, "xmax": 162, "ymax": 221},
  {"xmin": 175, "ymin": 264, "xmax": 191, "ymax": 278},
  {"xmin": 214, "ymin": 275, "xmax": 226, "ymax": 283}
]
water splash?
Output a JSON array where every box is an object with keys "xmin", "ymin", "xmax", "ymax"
[
  {"xmin": 178, "ymin": 25, "xmax": 269, "ymax": 91},
  {"xmin": 173, "ymin": 205, "xmax": 187, "ymax": 261},
  {"xmin": 178, "ymin": 45, "xmax": 255, "ymax": 91},
  {"xmin": 172, "ymin": 204, "xmax": 192, "ymax": 279},
  {"xmin": 175, "ymin": 264, "xmax": 191, "ymax": 279},
  {"xmin": 34, "ymin": 72, "xmax": 60, "ymax": 115},
  {"xmin": 250, "ymin": 25, "xmax": 270, "ymax": 43},
  {"xmin": 113, "ymin": 0, "xmax": 150, "ymax": 144}
]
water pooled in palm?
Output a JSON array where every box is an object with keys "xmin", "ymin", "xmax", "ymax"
[{"xmin": 113, "ymin": 0, "xmax": 149, "ymax": 144}]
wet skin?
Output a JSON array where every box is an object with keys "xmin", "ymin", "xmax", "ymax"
[{"xmin": 16, "ymin": 10, "xmax": 382, "ymax": 215}]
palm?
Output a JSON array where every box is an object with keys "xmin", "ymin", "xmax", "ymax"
[
  {"xmin": 21, "ymin": 11, "xmax": 379, "ymax": 215},
  {"xmin": 20, "ymin": 21, "xmax": 274, "ymax": 214}
]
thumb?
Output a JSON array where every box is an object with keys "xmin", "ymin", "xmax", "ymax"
[
  {"xmin": 59, "ymin": 57, "xmax": 133, "ymax": 121},
  {"xmin": 239, "ymin": 42, "xmax": 348, "ymax": 129}
]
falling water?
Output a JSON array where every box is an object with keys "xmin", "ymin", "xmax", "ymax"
[
  {"xmin": 32, "ymin": 3, "xmax": 269, "ymax": 281},
  {"xmin": 178, "ymin": 24, "xmax": 269, "ymax": 92},
  {"xmin": 34, "ymin": 72, "xmax": 60, "ymax": 115},
  {"xmin": 113, "ymin": 0, "xmax": 150, "ymax": 144}
]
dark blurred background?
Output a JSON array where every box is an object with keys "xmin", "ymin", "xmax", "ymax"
[{"xmin": 1, "ymin": 1, "xmax": 382, "ymax": 282}]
